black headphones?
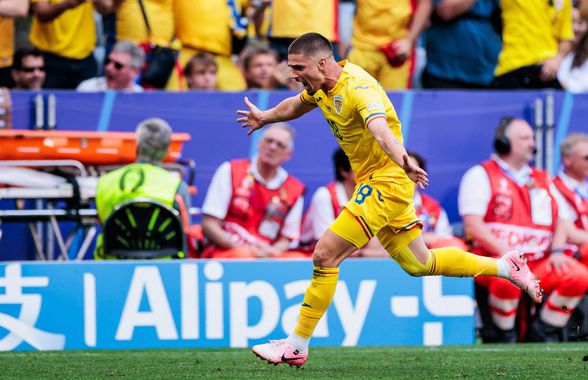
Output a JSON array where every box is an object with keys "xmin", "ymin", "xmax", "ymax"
[{"xmin": 493, "ymin": 116, "xmax": 516, "ymax": 155}]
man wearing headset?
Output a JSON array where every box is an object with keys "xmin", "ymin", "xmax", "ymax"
[{"xmin": 458, "ymin": 116, "xmax": 588, "ymax": 343}]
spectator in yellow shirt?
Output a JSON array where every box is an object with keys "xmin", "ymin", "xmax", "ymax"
[
  {"xmin": 0, "ymin": 0, "xmax": 29, "ymax": 87},
  {"xmin": 348, "ymin": 0, "xmax": 432, "ymax": 90},
  {"xmin": 493, "ymin": 0, "xmax": 574, "ymax": 89},
  {"xmin": 30, "ymin": 0, "xmax": 116, "ymax": 89}
]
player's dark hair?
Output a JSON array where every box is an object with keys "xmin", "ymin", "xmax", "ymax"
[
  {"xmin": 288, "ymin": 32, "xmax": 333, "ymax": 58},
  {"xmin": 407, "ymin": 151, "xmax": 427, "ymax": 172},
  {"xmin": 333, "ymin": 148, "xmax": 351, "ymax": 181}
]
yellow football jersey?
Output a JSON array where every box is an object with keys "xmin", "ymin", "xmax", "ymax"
[
  {"xmin": 495, "ymin": 0, "xmax": 574, "ymax": 76},
  {"xmin": 116, "ymin": 0, "xmax": 174, "ymax": 46},
  {"xmin": 300, "ymin": 60, "xmax": 409, "ymax": 185},
  {"xmin": 352, "ymin": 0, "xmax": 413, "ymax": 50},
  {"xmin": 30, "ymin": 0, "xmax": 96, "ymax": 59},
  {"xmin": 174, "ymin": 0, "xmax": 234, "ymax": 56}
]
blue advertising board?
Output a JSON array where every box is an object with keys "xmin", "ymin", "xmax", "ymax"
[{"xmin": 0, "ymin": 259, "xmax": 475, "ymax": 351}]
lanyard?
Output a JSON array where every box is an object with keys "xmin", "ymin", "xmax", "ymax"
[
  {"xmin": 574, "ymin": 185, "xmax": 588, "ymax": 201},
  {"xmin": 496, "ymin": 163, "xmax": 532, "ymax": 188}
]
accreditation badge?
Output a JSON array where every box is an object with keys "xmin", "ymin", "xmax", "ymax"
[{"xmin": 530, "ymin": 188, "xmax": 553, "ymax": 226}]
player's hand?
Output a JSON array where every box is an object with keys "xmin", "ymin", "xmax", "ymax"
[
  {"xmin": 236, "ymin": 96, "xmax": 265, "ymax": 135},
  {"xmin": 547, "ymin": 253, "xmax": 572, "ymax": 277},
  {"xmin": 402, "ymin": 155, "xmax": 428, "ymax": 189}
]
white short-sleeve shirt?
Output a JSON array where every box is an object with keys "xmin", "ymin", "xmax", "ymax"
[
  {"xmin": 458, "ymin": 157, "xmax": 569, "ymax": 220},
  {"xmin": 202, "ymin": 157, "xmax": 303, "ymax": 240},
  {"xmin": 459, "ymin": 156, "xmax": 534, "ymax": 216}
]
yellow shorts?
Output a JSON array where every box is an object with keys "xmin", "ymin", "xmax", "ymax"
[
  {"xmin": 329, "ymin": 178, "xmax": 422, "ymax": 250},
  {"xmin": 347, "ymin": 48, "xmax": 412, "ymax": 90}
]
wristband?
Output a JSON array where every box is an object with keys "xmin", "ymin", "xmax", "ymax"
[{"xmin": 551, "ymin": 247, "xmax": 565, "ymax": 254}]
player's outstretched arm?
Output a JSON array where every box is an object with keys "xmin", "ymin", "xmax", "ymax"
[
  {"xmin": 367, "ymin": 117, "xmax": 429, "ymax": 189},
  {"xmin": 236, "ymin": 95, "xmax": 315, "ymax": 135}
]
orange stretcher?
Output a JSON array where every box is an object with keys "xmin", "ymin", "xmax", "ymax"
[{"xmin": 0, "ymin": 130, "xmax": 191, "ymax": 165}]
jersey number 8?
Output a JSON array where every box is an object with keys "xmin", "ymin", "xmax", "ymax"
[{"xmin": 354, "ymin": 184, "xmax": 373, "ymax": 204}]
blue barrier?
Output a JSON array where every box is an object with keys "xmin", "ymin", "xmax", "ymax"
[
  {"xmin": 0, "ymin": 259, "xmax": 475, "ymax": 351},
  {"xmin": 3, "ymin": 90, "xmax": 588, "ymax": 260}
]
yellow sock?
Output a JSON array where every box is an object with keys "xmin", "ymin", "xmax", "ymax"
[
  {"xmin": 293, "ymin": 267, "xmax": 339, "ymax": 339},
  {"xmin": 429, "ymin": 247, "xmax": 498, "ymax": 277}
]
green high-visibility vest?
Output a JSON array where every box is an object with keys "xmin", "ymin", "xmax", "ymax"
[{"xmin": 94, "ymin": 163, "xmax": 182, "ymax": 259}]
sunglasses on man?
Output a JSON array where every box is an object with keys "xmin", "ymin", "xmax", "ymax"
[
  {"xmin": 21, "ymin": 66, "xmax": 45, "ymax": 73},
  {"xmin": 105, "ymin": 57, "xmax": 127, "ymax": 70}
]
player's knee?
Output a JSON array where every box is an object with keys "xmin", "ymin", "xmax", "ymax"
[{"xmin": 312, "ymin": 246, "xmax": 336, "ymax": 267}]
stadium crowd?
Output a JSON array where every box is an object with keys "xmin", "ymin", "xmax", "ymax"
[
  {"xmin": 1, "ymin": 0, "xmax": 588, "ymax": 345},
  {"xmin": 1, "ymin": 0, "xmax": 588, "ymax": 92}
]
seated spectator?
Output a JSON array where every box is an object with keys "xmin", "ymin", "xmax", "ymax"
[
  {"xmin": 77, "ymin": 41, "xmax": 144, "ymax": 92},
  {"xmin": 557, "ymin": 5, "xmax": 588, "ymax": 92},
  {"xmin": 11, "ymin": 48, "xmax": 46, "ymax": 90},
  {"xmin": 30, "ymin": 0, "xmax": 114, "ymax": 89},
  {"xmin": 458, "ymin": 116, "xmax": 588, "ymax": 343},
  {"xmin": 243, "ymin": 47, "xmax": 278, "ymax": 89},
  {"xmin": 408, "ymin": 151, "xmax": 467, "ymax": 250},
  {"xmin": 493, "ymin": 0, "xmax": 574, "ymax": 89},
  {"xmin": 552, "ymin": 132, "xmax": 588, "ymax": 263},
  {"xmin": 201, "ymin": 123, "xmax": 307, "ymax": 259},
  {"xmin": 94, "ymin": 118, "xmax": 192, "ymax": 259},
  {"xmin": 184, "ymin": 52, "xmax": 217, "ymax": 91},
  {"xmin": 243, "ymin": 47, "xmax": 302, "ymax": 90},
  {"xmin": 0, "ymin": 0, "xmax": 29, "ymax": 88}
]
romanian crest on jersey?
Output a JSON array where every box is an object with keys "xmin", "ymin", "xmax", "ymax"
[{"xmin": 334, "ymin": 95, "xmax": 343, "ymax": 115}]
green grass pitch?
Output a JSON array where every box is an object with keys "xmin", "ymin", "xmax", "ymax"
[{"xmin": 1, "ymin": 343, "xmax": 586, "ymax": 379}]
